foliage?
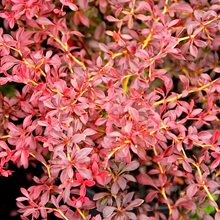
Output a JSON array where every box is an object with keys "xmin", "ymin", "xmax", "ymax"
[{"xmin": 0, "ymin": 0, "xmax": 220, "ymax": 219}]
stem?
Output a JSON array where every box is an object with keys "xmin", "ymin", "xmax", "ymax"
[
  {"xmin": 143, "ymin": 0, "xmax": 168, "ymax": 49},
  {"xmin": 163, "ymin": 0, "xmax": 169, "ymax": 14},
  {"xmin": 181, "ymin": 147, "xmax": 219, "ymax": 212},
  {"xmin": 152, "ymin": 145, "xmax": 172, "ymax": 215},
  {"xmin": 193, "ymin": 163, "xmax": 219, "ymax": 211},
  {"xmin": 29, "ymin": 152, "xmax": 51, "ymax": 178},
  {"xmin": 54, "ymin": 209, "xmax": 69, "ymax": 220},
  {"xmin": 153, "ymin": 78, "xmax": 218, "ymax": 107},
  {"xmin": 48, "ymin": 34, "xmax": 86, "ymax": 70},
  {"xmin": 76, "ymin": 208, "xmax": 86, "ymax": 220},
  {"xmin": 143, "ymin": 31, "xmax": 153, "ymax": 49},
  {"xmin": 178, "ymin": 36, "xmax": 191, "ymax": 42},
  {"xmin": 0, "ymin": 43, "xmax": 46, "ymax": 77},
  {"xmin": 38, "ymin": 207, "xmax": 69, "ymax": 220},
  {"xmin": 0, "ymin": 135, "xmax": 12, "ymax": 139}
]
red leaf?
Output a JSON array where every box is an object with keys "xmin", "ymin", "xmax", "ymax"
[
  {"xmin": 145, "ymin": 190, "xmax": 159, "ymax": 202},
  {"xmin": 122, "ymin": 160, "xmax": 139, "ymax": 172},
  {"xmin": 136, "ymin": 173, "xmax": 157, "ymax": 188}
]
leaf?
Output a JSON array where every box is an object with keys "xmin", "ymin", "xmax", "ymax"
[
  {"xmin": 203, "ymin": 205, "xmax": 216, "ymax": 214},
  {"xmin": 93, "ymin": 192, "xmax": 109, "ymax": 200},
  {"xmin": 0, "ymin": 77, "xmax": 8, "ymax": 85},
  {"xmin": 182, "ymin": 160, "xmax": 192, "ymax": 173},
  {"xmin": 214, "ymin": 67, "xmax": 220, "ymax": 73},
  {"xmin": 123, "ymin": 192, "xmax": 134, "ymax": 204},
  {"xmin": 190, "ymin": 44, "xmax": 198, "ymax": 57},
  {"xmin": 76, "ymin": 167, "xmax": 92, "ymax": 179},
  {"xmin": 123, "ymin": 174, "xmax": 136, "ymax": 182},
  {"xmin": 175, "ymin": 198, "xmax": 196, "ymax": 210},
  {"xmin": 135, "ymin": 14, "xmax": 150, "ymax": 21},
  {"xmin": 103, "ymin": 206, "xmax": 116, "ymax": 217},
  {"xmin": 125, "ymin": 211, "xmax": 137, "ymax": 220},
  {"xmin": 128, "ymin": 107, "xmax": 139, "ymax": 122},
  {"xmin": 125, "ymin": 199, "xmax": 144, "ymax": 210},
  {"xmin": 36, "ymin": 17, "xmax": 53, "ymax": 25},
  {"xmin": 117, "ymin": 176, "xmax": 127, "ymax": 190},
  {"xmin": 83, "ymin": 128, "xmax": 97, "ymax": 136},
  {"xmin": 122, "ymin": 160, "xmax": 139, "ymax": 172},
  {"xmin": 23, "ymin": 115, "xmax": 32, "ymax": 129},
  {"xmin": 76, "ymin": 148, "xmax": 93, "ymax": 159},
  {"xmin": 215, "ymin": 211, "xmax": 220, "ymax": 220},
  {"xmin": 20, "ymin": 188, "xmax": 29, "ymax": 198},
  {"xmin": 186, "ymin": 184, "xmax": 198, "ymax": 198},
  {"xmin": 78, "ymin": 0, "xmax": 88, "ymax": 10},
  {"xmin": 111, "ymin": 181, "xmax": 120, "ymax": 195},
  {"xmin": 72, "ymin": 133, "xmax": 86, "ymax": 143},
  {"xmin": 179, "ymin": 75, "xmax": 189, "ymax": 89},
  {"xmin": 78, "ymin": 13, "xmax": 90, "ymax": 27},
  {"xmin": 145, "ymin": 190, "xmax": 158, "ymax": 202},
  {"xmin": 106, "ymin": 16, "xmax": 119, "ymax": 22},
  {"xmin": 109, "ymin": 131, "xmax": 122, "ymax": 137},
  {"xmin": 136, "ymin": 173, "xmax": 156, "ymax": 188},
  {"xmin": 210, "ymin": 158, "xmax": 220, "ymax": 169},
  {"xmin": 95, "ymin": 118, "xmax": 107, "ymax": 126},
  {"xmin": 203, "ymin": 115, "xmax": 216, "ymax": 121}
]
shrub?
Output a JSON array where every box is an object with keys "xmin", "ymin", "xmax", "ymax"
[{"xmin": 0, "ymin": 0, "xmax": 220, "ymax": 219}]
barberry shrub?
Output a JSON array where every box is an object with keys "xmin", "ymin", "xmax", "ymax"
[{"xmin": 0, "ymin": 0, "xmax": 220, "ymax": 219}]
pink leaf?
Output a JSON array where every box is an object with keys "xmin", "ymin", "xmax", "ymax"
[
  {"xmin": 215, "ymin": 211, "xmax": 220, "ymax": 220},
  {"xmin": 186, "ymin": 184, "xmax": 198, "ymax": 198},
  {"xmin": 136, "ymin": 173, "xmax": 156, "ymax": 188},
  {"xmin": 36, "ymin": 17, "xmax": 53, "ymax": 25},
  {"xmin": 126, "ymin": 199, "xmax": 144, "ymax": 210},
  {"xmin": 0, "ymin": 77, "xmax": 8, "ymax": 85},
  {"xmin": 182, "ymin": 160, "xmax": 192, "ymax": 173},
  {"xmin": 123, "ymin": 160, "xmax": 139, "ymax": 172},
  {"xmin": 83, "ymin": 128, "xmax": 97, "ymax": 136},
  {"xmin": 72, "ymin": 133, "xmax": 86, "ymax": 143},
  {"xmin": 190, "ymin": 44, "xmax": 198, "ymax": 57},
  {"xmin": 128, "ymin": 107, "xmax": 139, "ymax": 122},
  {"xmin": 106, "ymin": 16, "xmax": 118, "ymax": 22},
  {"xmin": 103, "ymin": 206, "xmax": 116, "ymax": 217}
]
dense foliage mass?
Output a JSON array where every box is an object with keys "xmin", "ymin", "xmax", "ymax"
[{"xmin": 0, "ymin": 0, "xmax": 220, "ymax": 219}]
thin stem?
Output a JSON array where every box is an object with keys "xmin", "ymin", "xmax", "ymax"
[
  {"xmin": 48, "ymin": 34, "xmax": 86, "ymax": 70},
  {"xmin": 37, "ymin": 206, "xmax": 69, "ymax": 220},
  {"xmin": 54, "ymin": 208, "xmax": 69, "ymax": 220},
  {"xmin": 76, "ymin": 208, "xmax": 86, "ymax": 220},
  {"xmin": 193, "ymin": 163, "xmax": 219, "ymax": 211},
  {"xmin": 0, "ymin": 135, "xmax": 12, "ymax": 139},
  {"xmin": 181, "ymin": 147, "xmax": 219, "ymax": 212},
  {"xmin": 29, "ymin": 152, "xmax": 51, "ymax": 178},
  {"xmin": 153, "ymin": 78, "xmax": 218, "ymax": 107},
  {"xmin": 152, "ymin": 145, "xmax": 172, "ymax": 215}
]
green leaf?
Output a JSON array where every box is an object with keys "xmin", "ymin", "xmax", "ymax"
[
  {"xmin": 203, "ymin": 205, "xmax": 216, "ymax": 214},
  {"xmin": 0, "ymin": 84, "xmax": 15, "ymax": 97}
]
